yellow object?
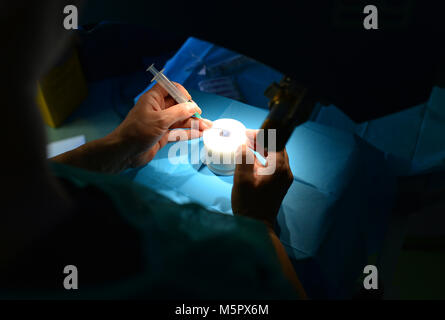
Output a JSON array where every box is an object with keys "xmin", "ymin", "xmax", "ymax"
[{"xmin": 37, "ymin": 49, "xmax": 87, "ymax": 128}]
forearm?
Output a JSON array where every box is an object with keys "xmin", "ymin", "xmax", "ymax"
[
  {"xmin": 50, "ymin": 134, "xmax": 136, "ymax": 174},
  {"xmin": 266, "ymin": 226, "xmax": 308, "ymax": 299}
]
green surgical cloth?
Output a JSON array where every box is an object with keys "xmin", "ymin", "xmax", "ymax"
[{"xmin": 1, "ymin": 162, "xmax": 296, "ymax": 300}]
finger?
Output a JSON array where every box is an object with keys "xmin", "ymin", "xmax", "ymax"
[
  {"xmin": 246, "ymin": 129, "xmax": 258, "ymax": 140},
  {"xmin": 161, "ymin": 102, "xmax": 201, "ymax": 128},
  {"xmin": 164, "ymin": 96, "xmax": 177, "ymax": 109},
  {"xmin": 170, "ymin": 118, "xmax": 213, "ymax": 130},
  {"xmin": 140, "ymin": 83, "xmax": 192, "ymax": 110},
  {"xmin": 145, "ymin": 95, "xmax": 163, "ymax": 111},
  {"xmin": 150, "ymin": 83, "xmax": 170, "ymax": 98},
  {"xmin": 245, "ymin": 129, "xmax": 258, "ymax": 149},
  {"xmin": 137, "ymin": 85, "xmax": 168, "ymax": 110},
  {"xmin": 149, "ymin": 82, "xmax": 190, "ymax": 100},
  {"xmin": 267, "ymin": 149, "xmax": 291, "ymax": 177},
  {"xmin": 167, "ymin": 129, "xmax": 203, "ymax": 142},
  {"xmin": 267, "ymin": 151, "xmax": 285, "ymax": 170},
  {"xmin": 162, "ymin": 84, "xmax": 193, "ymax": 109},
  {"xmin": 246, "ymin": 129, "xmax": 268, "ymax": 157},
  {"xmin": 172, "ymin": 82, "xmax": 192, "ymax": 100},
  {"xmin": 234, "ymin": 144, "xmax": 255, "ymax": 181},
  {"xmin": 188, "ymin": 100, "xmax": 202, "ymax": 114},
  {"xmin": 164, "ymin": 98, "xmax": 202, "ymax": 116}
]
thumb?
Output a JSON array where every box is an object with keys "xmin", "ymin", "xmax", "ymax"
[
  {"xmin": 234, "ymin": 144, "xmax": 255, "ymax": 180},
  {"xmin": 162, "ymin": 102, "xmax": 201, "ymax": 128}
]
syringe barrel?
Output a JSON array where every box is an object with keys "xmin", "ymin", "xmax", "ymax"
[{"xmin": 147, "ymin": 64, "xmax": 188, "ymax": 104}]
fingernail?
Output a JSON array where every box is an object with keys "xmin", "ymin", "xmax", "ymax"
[
  {"xmin": 185, "ymin": 102, "xmax": 195, "ymax": 112},
  {"xmin": 202, "ymin": 119, "xmax": 213, "ymax": 128},
  {"xmin": 187, "ymin": 101, "xmax": 202, "ymax": 114}
]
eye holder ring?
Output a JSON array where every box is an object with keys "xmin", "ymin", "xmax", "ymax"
[{"xmin": 203, "ymin": 119, "xmax": 247, "ymax": 176}]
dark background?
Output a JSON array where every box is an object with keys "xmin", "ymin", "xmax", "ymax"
[{"xmin": 79, "ymin": 0, "xmax": 445, "ymax": 122}]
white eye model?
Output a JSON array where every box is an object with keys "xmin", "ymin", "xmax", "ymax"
[{"xmin": 203, "ymin": 118, "xmax": 247, "ymax": 176}]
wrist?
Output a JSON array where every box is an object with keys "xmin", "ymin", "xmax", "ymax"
[
  {"xmin": 51, "ymin": 131, "xmax": 144, "ymax": 174},
  {"xmin": 67, "ymin": 134, "xmax": 136, "ymax": 173},
  {"xmin": 233, "ymin": 210, "xmax": 276, "ymax": 230},
  {"xmin": 98, "ymin": 133, "xmax": 140, "ymax": 172}
]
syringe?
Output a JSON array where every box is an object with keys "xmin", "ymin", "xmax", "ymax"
[{"xmin": 147, "ymin": 64, "xmax": 202, "ymax": 119}]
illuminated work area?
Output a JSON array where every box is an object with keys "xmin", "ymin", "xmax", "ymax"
[{"xmin": 1, "ymin": 0, "xmax": 445, "ymax": 307}]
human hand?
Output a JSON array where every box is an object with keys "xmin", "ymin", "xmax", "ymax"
[
  {"xmin": 109, "ymin": 82, "xmax": 212, "ymax": 168},
  {"xmin": 231, "ymin": 131, "xmax": 293, "ymax": 228}
]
